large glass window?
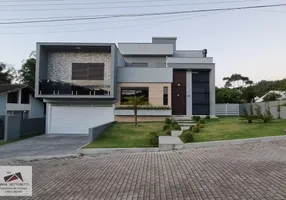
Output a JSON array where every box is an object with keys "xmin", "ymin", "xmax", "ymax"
[
  {"xmin": 163, "ymin": 86, "xmax": 168, "ymax": 105},
  {"xmin": 192, "ymin": 71, "xmax": 210, "ymax": 115},
  {"xmin": 121, "ymin": 87, "xmax": 149, "ymax": 104},
  {"xmin": 72, "ymin": 63, "xmax": 104, "ymax": 80}
]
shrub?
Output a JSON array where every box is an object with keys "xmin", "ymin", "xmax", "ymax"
[
  {"xmin": 165, "ymin": 129, "xmax": 171, "ymax": 135},
  {"xmin": 205, "ymin": 115, "xmax": 211, "ymax": 119},
  {"xmin": 189, "ymin": 125, "xmax": 194, "ymax": 131},
  {"xmin": 196, "ymin": 122, "xmax": 201, "ymax": 126},
  {"xmin": 199, "ymin": 119, "xmax": 205, "ymax": 124},
  {"xmin": 163, "ymin": 124, "xmax": 170, "ymax": 131},
  {"xmin": 148, "ymin": 132, "xmax": 159, "ymax": 147},
  {"xmin": 180, "ymin": 131, "xmax": 194, "ymax": 143},
  {"xmin": 174, "ymin": 124, "xmax": 181, "ymax": 130},
  {"xmin": 165, "ymin": 118, "xmax": 172, "ymax": 124},
  {"xmin": 192, "ymin": 116, "xmax": 201, "ymax": 122},
  {"xmin": 192, "ymin": 125, "xmax": 200, "ymax": 133},
  {"xmin": 199, "ymin": 124, "xmax": 204, "ymax": 128},
  {"xmin": 171, "ymin": 121, "xmax": 178, "ymax": 127}
]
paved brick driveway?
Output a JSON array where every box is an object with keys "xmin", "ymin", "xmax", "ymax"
[{"xmin": 1, "ymin": 140, "xmax": 286, "ymax": 200}]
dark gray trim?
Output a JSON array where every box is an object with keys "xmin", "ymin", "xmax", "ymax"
[{"xmin": 88, "ymin": 121, "xmax": 114, "ymax": 143}]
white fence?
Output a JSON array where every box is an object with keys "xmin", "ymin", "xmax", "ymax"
[{"xmin": 215, "ymin": 104, "xmax": 240, "ymax": 116}]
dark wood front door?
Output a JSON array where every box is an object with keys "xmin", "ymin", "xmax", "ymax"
[{"xmin": 172, "ymin": 70, "xmax": 186, "ymax": 115}]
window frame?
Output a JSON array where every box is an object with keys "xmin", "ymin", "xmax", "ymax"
[
  {"xmin": 120, "ymin": 87, "xmax": 149, "ymax": 104},
  {"xmin": 163, "ymin": 86, "xmax": 168, "ymax": 105},
  {"xmin": 71, "ymin": 63, "xmax": 104, "ymax": 80}
]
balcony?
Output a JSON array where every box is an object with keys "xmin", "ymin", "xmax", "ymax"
[{"xmin": 38, "ymin": 79, "xmax": 111, "ymax": 96}]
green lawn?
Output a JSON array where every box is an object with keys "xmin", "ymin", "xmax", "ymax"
[
  {"xmin": 193, "ymin": 117, "xmax": 286, "ymax": 142},
  {"xmin": 0, "ymin": 133, "xmax": 42, "ymax": 146},
  {"xmin": 85, "ymin": 122, "xmax": 165, "ymax": 148}
]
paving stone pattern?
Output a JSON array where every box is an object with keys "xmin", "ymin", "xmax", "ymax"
[{"xmin": 1, "ymin": 140, "xmax": 286, "ymax": 200}]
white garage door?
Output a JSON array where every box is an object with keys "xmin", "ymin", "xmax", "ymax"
[{"xmin": 49, "ymin": 105, "xmax": 114, "ymax": 134}]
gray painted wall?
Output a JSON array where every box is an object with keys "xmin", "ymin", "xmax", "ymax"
[
  {"xmin": 117, "ymin": 67, "xmax": 173, "ymax": 83},
  {"xmin": 123, "ymin": 56, "xmax": 166, "ymax": 68},
  {"xmin": 0, "ymin": 95, "xmax": 6, "ymax": 115},
  {"xmin": 174, "ymin": 50, "xmax": 203, "ymax": 58},
  {"xmin": 4, "ymin": 117, "xmax": 45, "ymax": 141},
  {"xmin": 20, "ymin": 118, "xmax": 45, "ymax": 136},
  {"xmin": 88, "ymin": 121, "xmax": 114, "ymax": 143},
  {"xmin": 4, "ymin": 116, "xmax": 21, "ymax": 141},
  {"xmin": 152, "ymin": 37, "xmax": 177, "ymax": 51},
  {"xmin": 30, "ymin": 96, "xmax": 45, "ymax": 118},
  {"xmin": 242, "ymin": 100, "xmax": 286, "ymax": 119},
  {"xmin": 118, "ymin": 43, "xmax": 174, "ymax": 55},
  {"xmin": 168, "ymin": 63, "xmax": 215, "ymax": 69}
]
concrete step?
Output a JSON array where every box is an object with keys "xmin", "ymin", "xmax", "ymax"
[
  {"xmin": 177, "ymin": 122, "xmax": 196, "ymax": 126},
  {"xmin": 171, "ymin": 116, "xmax": 193, "ymax": 121},
  {"xmin": 159, "ymin": 136, "xmax": 184, "ymax": 151},
  {"xmin": 181, "ymin": 126, "xmax": 189, "ymax": 131},
  {"xmin": 171, "ymin": 130, "xmax": 183, "ymax": 137}
]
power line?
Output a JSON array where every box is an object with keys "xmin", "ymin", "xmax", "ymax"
[
  {"xmin": 1, "ymin": 0, "xmax": 173, "ymax": 6},
  {"xmin": 1, "ymin": 13, "xmax": 194, "ymax": 28},
  {"xmin": 0, "ymin": 3, "xmax": 285, "ymax": 25},
  {"xmin": 0, "ymin": 0, "xmax": 264, "ymax": 11},
  {"xmin": 0, "ymin": 11, "xmax": 226, "ymax": 35}
]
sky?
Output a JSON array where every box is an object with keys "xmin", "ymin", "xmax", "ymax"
[{"xmin": 0, "ymin": 0, "xmax": 286, "ymax": 87}]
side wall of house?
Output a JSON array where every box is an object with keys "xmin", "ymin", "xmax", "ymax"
[{"xmin": 30, "ymin": 95, "xmax": 45, "ymax": 118}]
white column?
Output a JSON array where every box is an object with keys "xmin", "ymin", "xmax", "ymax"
[
  {"xmin": 209, "ymin": 67, "xmax": 216, "ymax": 117},
  {"xmin": 46, "ymin": 103, "xmax": 51, "ymax": 134},
  {"xmin": 186, "ymin": 70, "xmax": 192, "ymax": 116}
]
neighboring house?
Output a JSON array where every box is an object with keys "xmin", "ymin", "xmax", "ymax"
[
  {"xmin": 0, "ymin": 84, "xmax": 44, "ymax": 118},
  {"xmin": 255, "ymin": 90, "xmax": 286, "ymax": 102},
  {"xmin": 35, "ymin": 37, "xmax": 215, "ymax": 134}
]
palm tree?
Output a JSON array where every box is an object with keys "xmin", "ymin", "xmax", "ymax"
[{"xmin": 124, "ymin": 96, "xmax": 148, "ymax": 126}]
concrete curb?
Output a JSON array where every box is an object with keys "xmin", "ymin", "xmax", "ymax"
[
  {"xmin": 185, "ymin": 135, "xmax": 286, "ymax": 149},
  {"xmin": 80, "ymin": 148, "xmax": 159, "ymax": 155},
  {"xmin": 78, "ymin": 135, "xmax": 286, "ymax": 155},
  {"xmin": 0, "ymin": 154, "xmax": 79, "ymax": 163}
]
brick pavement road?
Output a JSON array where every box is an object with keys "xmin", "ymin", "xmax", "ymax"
[{"xmin": 1, "ymin": 140, "xmax": 286, "ymax": 200}]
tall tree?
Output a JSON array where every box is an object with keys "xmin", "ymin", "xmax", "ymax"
[
  {"xmin": 0, "ymin": 62, "xmax": 15, "ymax": 84},
  {"xmin": 18, "ymin": 58, "xmax": 36, "ymax": 88},
  {"xmin": 124, "ymin": 96, "xmax": 148, "ymax": 127},
  {"xmin": 215, "ymin": 87, "xmax": 242, "ymax": 103},
  {"xmin": 223, "ymin": 74, "xmax": 253, "ymax": 93},
  {"xmin": 242, "ymin": 86, "xmax": 256, "ymax": 103}
]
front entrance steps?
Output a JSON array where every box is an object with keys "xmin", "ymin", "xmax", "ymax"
[
  {"xmin": 171, "ymin": 116, "xmax": 195, "ymax": 130},
  {"xmin": 159, "ymin": 136, "xmax": 184, "ymax": 151}
]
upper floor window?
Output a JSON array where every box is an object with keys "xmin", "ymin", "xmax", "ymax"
[
  {"xmin": 72, "ymin": 63, "xmax": 104, "ymax": 80},
  {"xmin": 7, "ymin": 91, "xmax": 18, "ymax": 103},
  {"xmin": 121, "ymin": 87, "xmax": 149, "ymax": 104}
]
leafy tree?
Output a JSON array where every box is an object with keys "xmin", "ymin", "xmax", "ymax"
[
  {"xmin": 0, "ymin": 62, "xmax": 16, "ymax": 84},
  {"xmin": 263, "ymin": 92, "xmax": 281, "ymax": 102},
  {"xmin": 124, "ymin": 96, "xmax": 148, "ymax": 126},
  {"xmin": 241, "ymin": 86, "xmax": 256, "ymax": 103},
  {"xmin": 215, "ymin": 87, "xmax": 242, "ymax": 103},
  {"xmin": 18, "ymin": 58, "xmax": 36, "ymax": 88},
  {"xmin": 223, "ymin": 74, "xmax": 253, "ymax": 93}
]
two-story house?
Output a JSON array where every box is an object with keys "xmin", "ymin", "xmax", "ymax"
[{"xmin": 35, "ymin": 37, "xmax": 215, "ymax": 134}]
